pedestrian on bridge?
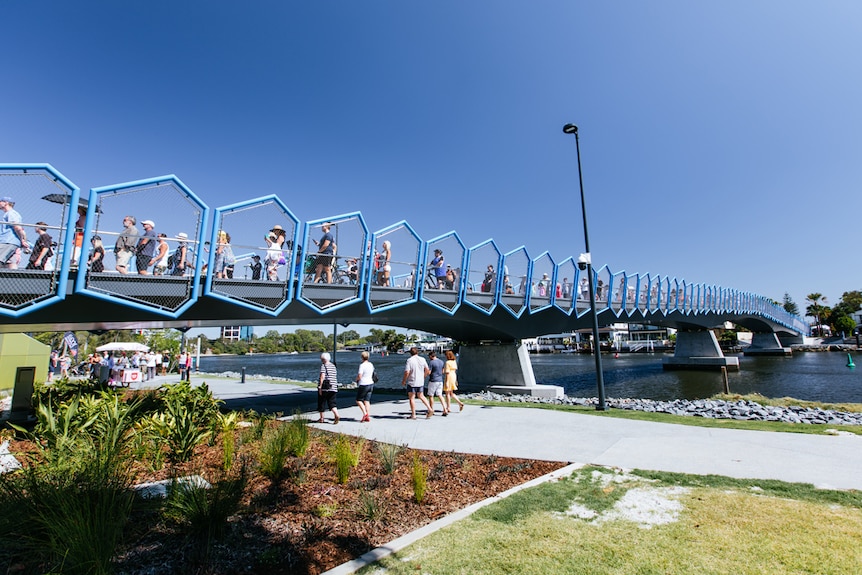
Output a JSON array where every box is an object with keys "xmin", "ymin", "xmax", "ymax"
[
  {"xmin": 401, "ymin": 347, "xmax": 433, "ymax": 419},
  {"xmin": 135, "ymin": 220, "xmax": 156, "ymax": 275},
  {"xmin": 312, "ymin": 222, "xmax": 335, "ymax": 284},
  {"xmin": 0, "ymin": 197, "xmax": 29, "ymax": 269},
  {"xmin": 114, "ymin": 215, "xmax": 138, "ymax": 274}
]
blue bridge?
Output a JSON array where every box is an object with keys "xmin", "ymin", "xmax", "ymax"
[{"xmin": 0, "ymin": 165, "xmax": 807, "ymax": 395}]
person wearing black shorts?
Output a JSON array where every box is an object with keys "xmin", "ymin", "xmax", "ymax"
[{"xmin": 355, "ymin": 351, "xmax": 375, "ymax": 422}]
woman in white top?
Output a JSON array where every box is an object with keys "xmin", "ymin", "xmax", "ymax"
[
  {"xmin": 380, "ymin": 240, "xmax": 391, "ymax": 286},
  {"xmin": 151, "ymin": 234, "xmax": 169, "ymax": 275},
  {"xmin": 355, "ymin": 351, "xmax": 375, "ymax": 422}
]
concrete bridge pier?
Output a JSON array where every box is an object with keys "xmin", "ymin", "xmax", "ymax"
[
  {"xmin": 458, "ymin": 341, "xmax": 563, "ymax": 398},
  {"xmin": 663, "ymin": 329, "xmax": 740, "ymax": 371},
  {"xmin": 744, "ymin": 332, "xmax": 792, "ymax": 356},
  {"xmin": 777, "ymin": 333, "xmax": 805, "ymax": 347}
]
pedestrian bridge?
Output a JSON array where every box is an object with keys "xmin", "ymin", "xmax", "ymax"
[{"xmin": 0, "ymin": 164, "xmax": 807, "ymax": 392}]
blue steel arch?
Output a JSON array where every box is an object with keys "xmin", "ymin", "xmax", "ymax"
[
  {"xmin": 75, "ymin": 175, "xmax": 209, "ymax": 318},
  {"xmin": 463, "ymin": 239, "xmax": 503, "ymax": 315},
  {"xmin": 501, "ymin": 246, "xmax": 530, "ymax": 319},
  {"xmin": 297, "ymin": 212, "xmax": 369, "ymax": 313},
  {"xmin": 527, "ymin": 251, "xmax": 556, "ymax": 314},
  {"xmin": 0, "ymin": 164, "xmax": 79, "ymax": 317},
  {"xmin": 203, "ymin": 196, "xmax": 300, "ymax": 316},
  {"xmin": 553, "ymin": 256, "xmax": 578, "ymax": 316},
  {"xmin": 419, "ymin": 231, "xmax": 467, "ymax": 315},
  {"xmin": 366, "ymin": 221, "xmax": 422, "ymax": 313}
]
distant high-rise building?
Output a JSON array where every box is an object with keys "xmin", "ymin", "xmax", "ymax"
[{"xmin": 221, "ymin": 326, "xmax": 254, "ymax": 342}]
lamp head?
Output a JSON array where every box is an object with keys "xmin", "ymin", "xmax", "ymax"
[{"xmin": 563, "ymin": 123, "xmax": 578, "ymax": 135}]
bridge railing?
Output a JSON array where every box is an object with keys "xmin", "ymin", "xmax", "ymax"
[{"xmin": 0, "ymin": 163, "xmax": 810, "ymax": 336}]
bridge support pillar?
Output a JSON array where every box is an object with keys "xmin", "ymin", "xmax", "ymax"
[
  {"xmin": 777, "ymin": 333, "xmax": 804, "ymax": 347},
  {"xmin": 744, "ymin": 332, "xmax": 792, "ymax": 356},
  {"xmin": 663, "ymin": 329, "xmax": 740, "ymax": 371},
  {"xmin": 459, "ymin": 341, "xmax": 563, "ymax": 398}
]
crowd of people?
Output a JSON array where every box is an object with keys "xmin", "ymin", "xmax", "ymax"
[
  {"xmin": 48, "ymin": 348, "xmax": 195, "ymax": 386},
  {"xmin": 315, "ymin": 346, "xmax": 464, "ymax": 424}
]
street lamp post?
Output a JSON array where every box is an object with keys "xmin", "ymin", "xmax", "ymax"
[{"xmin": 563, "ymin": 123, "xmax": 607, "ymax": 411}]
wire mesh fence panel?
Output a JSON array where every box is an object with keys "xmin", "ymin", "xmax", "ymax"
[
  {"xmin": 210, "ymin": 200, "xmax": 297, "ymax": 312},
  {"xmin": 501, "ymin": 247, "xmax": 529, "ymax": 317},
  {"xmin": 368, "ymin": 223, "xmax": 421, "ymax": 311},
  {"xmin": 465, "ymin": 241, "xmax": 502, "ymax": 313},
  {"xmin": 85, "ymin": 180, "xmax": 204, "ymax": 313},
  {"xmin": 0, "ymin": 167, "xmax": 75, "ymax": 311},
  {"xmin": 300, "ymin": 215, "xmax": 367, "ymax": 312},
  {"xmin": 422, "ymin": 234, "xmax": 465, "ymax": 313},
  {"xmin": 555, "ymin": 258, "xmax": 577, "ymax": 315},
  {"xmin": 529, "ymin": 252, "xmax": 555, "ymax": 313}
]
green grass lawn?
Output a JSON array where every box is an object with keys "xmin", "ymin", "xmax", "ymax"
[{"xmin": 361, "ymin": 466, "xmax": 862, "ymax": 575}]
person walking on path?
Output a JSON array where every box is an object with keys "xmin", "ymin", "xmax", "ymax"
[
  {"xmin": 426, "ymin": 350, "xmax": 447, "ymax": 416},
  {"xmin": 401, "ymin": 347, "xmax": 433, "ymax": 419},
  {"xmin": 354, "ymin": 351, "xmax": 375, "ymax": 422},
  {"xmin": 443, "ymin": 350, "xmax": 465, "ymax": 412},
  {"xmin": 317, "ymin": 352, "xmax": 340, "ymax": 424}
]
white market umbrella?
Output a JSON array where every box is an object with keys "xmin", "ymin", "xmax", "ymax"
[{"xmin": 96, "ymin": 342, "xmax": 150, "ymax": 352}]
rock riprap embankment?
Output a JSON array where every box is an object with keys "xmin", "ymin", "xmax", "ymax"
[{"xmin": 464, "ymin": 392, "xmax": 862, "ymax": 426}]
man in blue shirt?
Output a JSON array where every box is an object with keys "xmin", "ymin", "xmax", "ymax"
[
  {"xmin": 426, "ymin": 350, "xmax": 447, "ymax": 416},
  {"xmin": 430, "ymin": 249, "xmax": 447, "ymax": 288},
  {"xmin": 0, "ymin": 197, "xmax": 30, "ymax": 269},
  {"xmin": 313, "ymin": 222, "xmax": 335, "ymax": 284}
]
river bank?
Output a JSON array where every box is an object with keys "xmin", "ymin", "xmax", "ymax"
[{"xmin": 466, "ymin": 392, "xmax": 862, "ymax": 426}]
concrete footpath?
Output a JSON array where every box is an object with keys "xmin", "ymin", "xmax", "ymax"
[{"xmin": 132, "ymin": 373, "xmax": 862, "ymax": 491}]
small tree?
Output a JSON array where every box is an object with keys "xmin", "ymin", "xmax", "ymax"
[{"xmin": 782, "ymin": 293, "xmax": 799, "ymax": 315}]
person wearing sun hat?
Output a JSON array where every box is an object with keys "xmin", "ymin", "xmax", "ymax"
[
  {"xmin": 171, "ymin": 232, "xmax": 192, "ymax": 276},
  {"xmin": 264, "ymin": 224, "xmax": 286, "ymax": 281},
  {"xmin": 0, "ymin": 196, "xmax": 30, "ymax": 269}
]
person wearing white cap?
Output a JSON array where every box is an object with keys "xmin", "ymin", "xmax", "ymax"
[
  {"xmin": 135, "ymin": 219, "xmax": 157, "ymax": 275},
  {"xmin": 0, "ymin": 197, "xmax": 29, "ymax": 269},
  {"xmin": 171, "ymin": 232, "xmax": 192, "ymax": 276}
]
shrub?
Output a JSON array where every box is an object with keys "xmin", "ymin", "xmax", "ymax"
[
  {"xmin": 217, "ymin": 412, "xmax": 240, "ymax": 472},
  {"xmin": 258, "ymin": 424, "xmax": 292, "ymax": 480},
  {"xmin": 376, "ymin": 440, "xmax": 403, "ymax": 475},
  {"xmin": 357, "ymin": 490, "xmax": 387, "ymax": 522},
  {"xmin": 1, "ymin": 392, "xmax": 139, "ymax": 575},
  {"xmin": 163, "ymin": 461, "xmax": 250, "ymax": 561},
  {"xmin": 331, "ymin": 435, "xmax": 362, "ymax": 484},
  {"xmin": 412, "ymin": 454, "xmax": 428, "ymax": 504},
  {"xmin": 285, "ymin": 410, "xmax": 310, "ymax": 457}
]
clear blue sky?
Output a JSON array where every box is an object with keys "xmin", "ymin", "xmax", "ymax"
[{"xmin": 4, "ymin": 1, "xmax": 860, "ymax": 336}]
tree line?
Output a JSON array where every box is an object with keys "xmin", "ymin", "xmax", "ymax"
[
  {"xmin": 29, "ymin": 327, "xmax": 412, "ymax": 358},
  {"xmin": 783, "ymin": 290, "xmax": 862, "ymax": 337}
]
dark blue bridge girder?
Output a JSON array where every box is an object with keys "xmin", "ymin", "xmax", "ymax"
[{"xmin": 0, "ymin": 272, "xmax": 802, "ymax": 342}]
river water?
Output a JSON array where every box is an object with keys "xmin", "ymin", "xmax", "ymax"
[{"xmin": 199, "ymin": 351, "xmax": 862, "ymax": 404}]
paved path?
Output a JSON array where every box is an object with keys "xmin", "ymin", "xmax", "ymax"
[{"xmin": 133, "ymin": 373, "xmax": 862, "ymax": 491}]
